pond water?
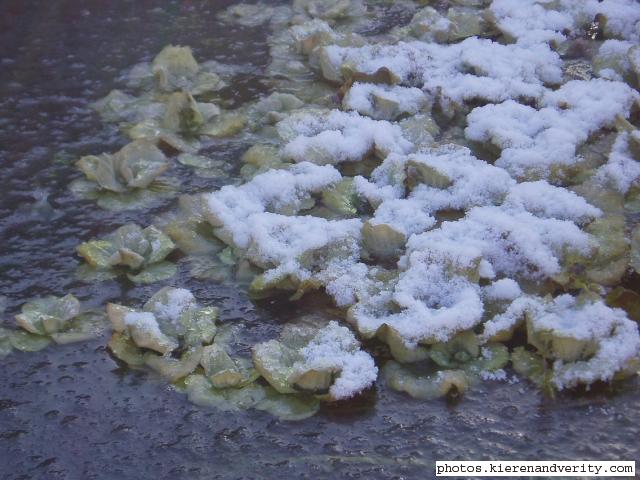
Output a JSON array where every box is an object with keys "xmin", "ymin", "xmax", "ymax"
[{"xmin": 0, "ymin": 1, "xmax": 639, "ymax": 479}]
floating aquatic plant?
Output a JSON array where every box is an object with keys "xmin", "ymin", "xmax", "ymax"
[
  {"xmin": 253, "ymin": 321, "xmax": 377, "ymax": 401},
  {"xmin": 76, "ymin": 223, "xmax": 177, "ymax": 284},
  {"xmin": 15, "ymin": 294, "xmax": 107, "ymax": 345},
  {"xmin": 34, "ymin": 0, "xmax": 640, "ymax": 413},
  {"xmin": 71, "ymin": 140, "xmax": 177, "ymax": 210}
]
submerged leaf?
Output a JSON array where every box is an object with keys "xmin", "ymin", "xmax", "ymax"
[
  {"xmin": 631, "ymin": 225, "xmax": 640, "ymax": 274},
  {"xmin": 9, "ymin": 330, "xmax": 51, "ymax": 352},
  {"xmin": 0, "ymin": 329, "xmax": 12, "ymax": 358},
  {"xmin": 183, "ymin": 373, "xmax": 320, "ymax": 420},
  {"xmin": 383, "ymin": 361, "xmax": 469, "ymax": 400},
  {"xmin": 145, "ymin": 346, "xmax": 203, "ymax": 381},
  {"xmin": 511, "ymin": 346, "xmax": 551, "ymax": 390},
  {"xmin": 50, "ymin": 311, "xmax": 109, "ymax": 344},
  {"xmin": 183, "ymin": 374, "xmax": 266, "ymax": 410},
  {"xmin": 255, "ymin": 387, "xmax": 320, "ymax": 421}
]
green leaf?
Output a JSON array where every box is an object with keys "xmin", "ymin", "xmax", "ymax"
[
  {"xmin": 0, "ymin": 328, "xmax": 13, "ymax": 358},
  {"xmin": 511, "ymin": 346, "xmax": 553, "ymax": 392},
  {"xmin": 322, "ymin": 178, "xmax": 359, "ymax": 216},
  {"xmin": 15, "ymin": 294, "xmax": 81, "ymax": 335},
  {"xmin": 75, "ymin": 264, "xmax": 119, "ymax": 283},
  {"xmin": 181, "ymin": 306, "xmax": 218, "ymax": 347},
  {"xmin": 108, "ymin": 332, "xmax": 146, "ymax": 366},
  {"xmin": 9, "ymin": 330, "xmax": 51, "ymax": 352},
  {"xmin": 144, "ymin": 346, "xmax": 203, "ymax": 381},
  {"xmin": 76, "ymin": 240, "xmax": 117, "ymax": 269},
  {"xmin": 428, "ymin": 331, "xmax": 480, "ymax": 369},
  {"xmin": 143, "ymin": 225, "xmax": 176, "ymax": 264},
  {"xmin": 383, "ymin": 361, "xmax": 469, "ymax": 400},
  {"xmin": 152, "ymin": 45, "xmax": 200, "ymax": 92},
  {"xmin": 256, "ymin": 387, "xmax": 320, "ymax": 421},
  {"xmin": 126, "ymin": 262, "xmax": 177, "ymax": 283}
]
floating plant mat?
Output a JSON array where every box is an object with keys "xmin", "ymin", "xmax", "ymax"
[{"xmin": 2, "ymin": 0, "xmax": 640, "ymax": 475}]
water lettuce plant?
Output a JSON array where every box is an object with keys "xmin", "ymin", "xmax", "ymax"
[
  {"xmin": 107, "ymin": 287, "xmax": 218, "ymax": 359},
  {"xmin": 253, "ymin": 321, "xmax": 377, "ymax": 401},
  {"xmin": 76, "ymin": 223, "xmax": 177, "ymax": 284},
  {"xmin": 15, "ymin": 294, "xmax": 107, "ymax": 345},
  {"xmin": 72, "ymin": 140, "xmax": 176, "ymax": 210},
  {"xmin": 76, "ymin": 140, "xmax": 169, "ymax": 193},
  {"xmin": 27, "ymin": 0, "xmax": 640, "ymax": 419},
  {"xmin": 106, "ymin": 287, "xmax": 319, "ymax": 420}
]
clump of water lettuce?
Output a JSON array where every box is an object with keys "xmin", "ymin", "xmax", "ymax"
[
  {"xmin": 29, "ymin": 0, "xmax": 640, "ymax": 420},
  {"xmin": 14, "ymin": 294, "xmax": 107, "ymax": 346},
  {"xmin": 71, "ymin": 140, "xmax": 177, "ymax": 210},
  {"xmin": 105, "ymin": 287, "xmax": 319, "ymax": 420},
  {"xmin": 76, "ymin": 223, "xmax": 177, "ymax": 283}
]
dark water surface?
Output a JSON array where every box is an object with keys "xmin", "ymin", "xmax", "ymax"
[{"xmin": 0, "ymin": 1, "xmax": 639, "ymax": 479}]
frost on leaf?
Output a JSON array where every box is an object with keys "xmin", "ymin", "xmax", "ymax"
[
  {"xmin": 465, "ymin": 79, "xmax": 639, "ymax": 180},
  {"xmin": 319, "ymin": 37, "xmax": 562, "ymax": 105},
  {"xmin": 280, "ymin": 109, "xmax": 412, "ymax": 165},
  {"xmin": 253, "ymin": 321, "xmax": 377, "ymax": 401},
  {"xmin": 107, "ymin": 287, "xmax": 218, "ymax": 360},
  {"xmin": 525, "ymin": 295, "xmax": 640, "ymax": 390}
]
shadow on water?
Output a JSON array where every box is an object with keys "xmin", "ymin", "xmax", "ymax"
[{"xmin": 0, "ymin": 1, "xmax": 639, "ymax": 479}]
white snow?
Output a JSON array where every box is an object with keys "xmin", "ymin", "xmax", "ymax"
[
  {"xmin": 595, "ymin": 131, "xmax": 640, "ymax": 193},
  {"xmin": 205, "ymin": 162, "xmax": 342, "ymax": 248},
  {"xmin": 481, "ymin": 297, "xmax": 541, "ymax": 342},
  {"xmin": 150, "ymin": 288, "xmax": 196, "ymax": 326},
  {"xmin": 123, "ymin": 311, "xmax": 179, "ymax": 354},
  {"xmin": 404, "ymin": 146, "xmax": 515, "ymax": 212},
  {"xmin": 465, "ymin": 79, "xmax": 639, "ymax": 179},
  {"xmin": 404, "ymin": 205, "xmax": 593, "ymax": 280},
  {"xmin": 488, "ymin": 0, "xmax": 573, "ymax": 46},
  {"xmin": 356, "ymin": 146, "xmax": 515, "ymax": 238},
  {"xmin": 245, "ymin": 212, "xmax": 362, "ymax": 277},
  {"xmin": 528, "ymin": 295, "xmax": 640, "ymax": 389},
  {"xmin": 561, "ymin": 0, "xmax": 640, "ymax": 42},
  {"xmin": 124, "ymin": 311, "xmax": 163, "ymax": 336},
  {"xmin": 503, "ymin": 181, "xmax": 602, "ymax": 224},
  {"xmin": 490, "ymin": 0, "xmax": 640, "ymax": 46},
  {"xmin": 368, "ymin": 198, "xmax": 436, "ymax": 238},
  {"xmin": 343, "ymin": 82, "xmax": 428, "ymax": 120},
  {"xmin": 348, "ymin": 264, "xmax": 484, "ymax": 345},
  {"xmin": 281, "ymin": 109, "xmax": 412, "ymax": 164},
  {"xmin": 320, "ymin": 37, "xmax": 563, "ymax": 103},
  {"xmin": 294, "ymin": 321, "xmax": 378, "ymax": 400},
  {"xmin": 594, "ymin": 40, "xmax": 634, "ymax": 81},
  {"xmin": 196, "ymin": 0, "xmax": 640, "ymax": 391},
  {"xmin": 484, "ymin": 279, "xmax": 522, "ymax": 302}
]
